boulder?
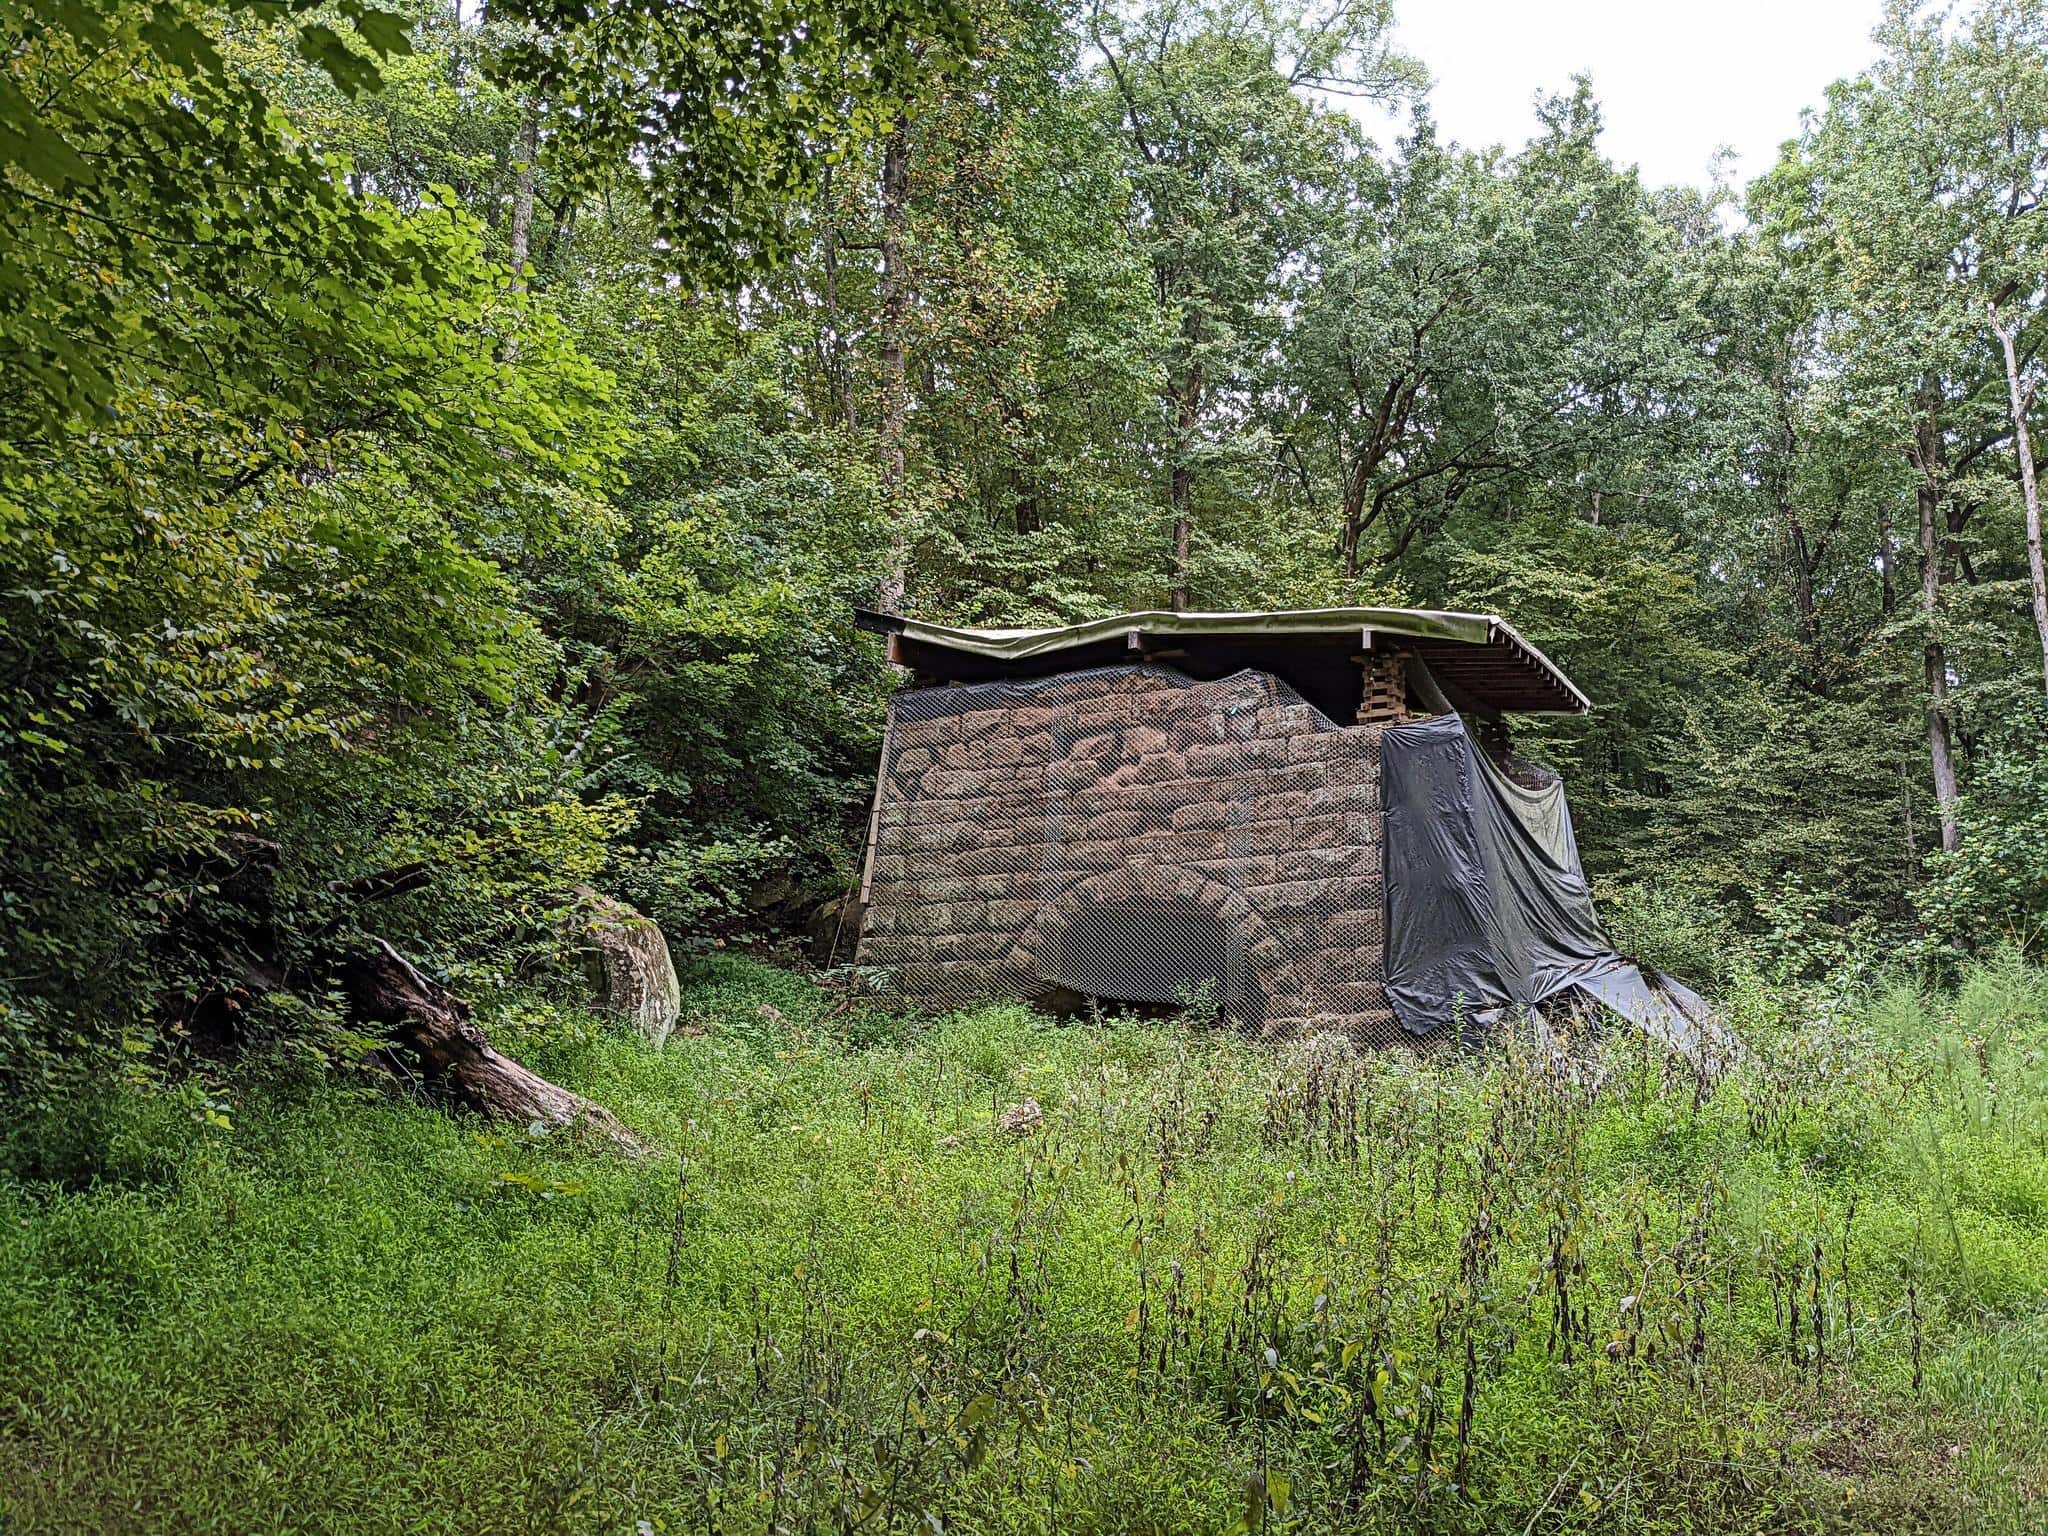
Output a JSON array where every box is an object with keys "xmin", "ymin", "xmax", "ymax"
[{"xmin": 563, "ymin": 886, "xmax": 681, "ymax": 1047}]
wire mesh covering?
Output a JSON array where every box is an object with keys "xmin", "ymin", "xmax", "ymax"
[{"xmin": 857, "ymin": 664, "xmax": 1410, "ymax": 1045}]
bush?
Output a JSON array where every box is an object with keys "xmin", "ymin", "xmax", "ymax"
[{"xmin": 1915, "ymin": 734, "xmax": 2048, "ymax": 962}]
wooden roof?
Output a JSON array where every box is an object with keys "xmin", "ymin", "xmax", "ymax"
[{"xmin": 855, "ymin": 607, "xmax": 1590, "ymax": 720}]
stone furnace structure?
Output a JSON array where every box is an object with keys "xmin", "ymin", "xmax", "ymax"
[{"xmin": 851, "ymin": 608, "xmax": 1705, "ymax": 1050}]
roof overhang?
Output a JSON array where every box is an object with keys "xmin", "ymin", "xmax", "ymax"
[{"xmin": 854, "ymin": 607, "xmax": 1591, "ymax": 718}]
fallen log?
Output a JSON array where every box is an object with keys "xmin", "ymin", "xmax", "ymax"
[{"xmin": 343, "ymin": 938, "xmax": 646, "ymax": 1156}]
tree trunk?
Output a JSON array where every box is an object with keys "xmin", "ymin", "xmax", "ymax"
[
  {"xmin": 1913, "ymin": 370, "xmax": 1962, "ymax": 853},
  {"xmin": 1991, "ymin": 299, "xmax": 2048, "ymax": 698},
  {"xmin": 344, "ymin": 939, "xmax": 645, "ymax": 1155},
  {"xmin": 1168, "ymin": 366, "xmax": 1201, "ymax": 610},
  {"xmin": 1877, "ymin": 502, "xmax": 1898, "ymax": 615},
  {"xmin": 1340, "ymin": 460, "xmax": 1366, "ymax": 581},
  {"xmin": 507, "ymin": 101, "xmax": 540, "ymax": 292},
  {"xmin": 820, "ymin": 164, "xmax": 857, "ymax": 431},
  {"xmin": 875, "ymin": 119, "xmax": 912, "ymax": 614}
]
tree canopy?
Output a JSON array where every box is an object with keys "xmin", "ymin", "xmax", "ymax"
[{"xmin": 5, "ymin": 0, "xmax": 2048, "ymax": 1089}]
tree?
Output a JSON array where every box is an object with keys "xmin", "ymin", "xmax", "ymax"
[
  {"xmin": 1751, "ymin": 0, "xmax": 2048, "ymax": 851},
  {"xmin": 1087, "ymin": 0, "xmax": 1415, "ymax": 608},
  {"xmin": 485, "ymin": 0, "xmax": 974, "ymax": 283}
]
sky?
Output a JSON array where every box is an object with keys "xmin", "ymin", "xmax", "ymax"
[{"xmin": 1373, "ymin": 0, "xmax": 1891, "ymax": 193}]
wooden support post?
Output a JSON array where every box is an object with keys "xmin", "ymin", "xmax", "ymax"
[
  {"xmin": 857, "ymin": 704, "xmax": 895, "ymax": 906},
  {"xmin": 1355, "ymin": 651, "xmax": 1410, "ymax": 725}
]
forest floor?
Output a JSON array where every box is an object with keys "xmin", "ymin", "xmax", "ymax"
[{"xmin": 2, "ymin": 956, "xmax": 2046, "ymax": 1534}]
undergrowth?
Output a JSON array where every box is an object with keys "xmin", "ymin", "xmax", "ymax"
[{"xmin": 1, "ymin": 954, "xmax": 2045, "ymax": 1533}]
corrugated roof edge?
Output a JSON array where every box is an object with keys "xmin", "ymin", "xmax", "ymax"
[{"xmin": 854, "ymin": 607, "xmax": 1592, "ymax": 714}]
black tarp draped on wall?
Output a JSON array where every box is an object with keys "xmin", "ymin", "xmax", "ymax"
[{"xmin": 1379, "ymin": 712, "xmax": 1723, "ymax": 1060}]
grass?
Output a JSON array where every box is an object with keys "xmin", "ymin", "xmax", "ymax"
[{"xmin": 1, "ymin": 953, "xmax": 2046, "ymax": 1533}]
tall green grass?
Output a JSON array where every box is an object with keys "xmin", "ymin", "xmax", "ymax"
[{"xmin": 2, "ymin": 953, "xmax": 2045, "ymax": 1533}]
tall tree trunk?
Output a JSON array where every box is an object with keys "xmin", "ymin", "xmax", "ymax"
[
  {"xmin": 820, "ymin": 165, "xmax": 857, "ymax": 431},
  {"xmin": 1991, "ymin": 298, "xmax": 2048, "ymax": 697},
  {"xmin": 507, "ymin": 100, "xmax": 539, "ymax": 292},
  {"xmin": 1168, "ymin": 366, "xmax": 1201, "ymax": 610},
  {"xmin": 1913, "ymin": 371, "xmax": 1962, "ymax": 853},
  {"xmin": 1340, "ymin": 468, "xmax": 1365, "ymax": 580},
  {"xmin": 1877, "ymin": 503, "xmax": 1898, "ymax": 615},
  {"xmin": 875, "ymin": 120, "xmax": 912, "ymax": 614}
]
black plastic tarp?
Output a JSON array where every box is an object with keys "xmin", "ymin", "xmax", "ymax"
[
  {"xmin": 1379, "ymin": 713, "xmax": 1731, "ymax": 1061},
  {"xmin": 1381, "ymin": 712, "xmax": 1620, "ymax": 1033}
]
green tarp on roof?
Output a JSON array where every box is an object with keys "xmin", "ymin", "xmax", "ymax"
[{"xmin": 859, "ymin": 606, "xmax": 1592, "ymax": 716}]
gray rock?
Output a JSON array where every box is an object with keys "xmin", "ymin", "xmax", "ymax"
[{"xmin": 563, "ymin": 886, "xmax": 680, "ymax": 1048}]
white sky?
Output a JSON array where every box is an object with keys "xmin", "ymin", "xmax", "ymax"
[{"xmin": 1376, "ymin": 0, "xmax": 1890, "ymax": 193}]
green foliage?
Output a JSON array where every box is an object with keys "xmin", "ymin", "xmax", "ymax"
[
  {"xmin": 490, "ymin": 0, "xmax": 976, "ymax": 280},
  {"xmin": 5, "ymin": 960, "xmax": 2048, "ymax": 1531},
  {"xmin": 12, "ymin": 0, "xmax": 2048, "ymax": 1092},
  {"xmin": 0, "ymin": 172, "xmax": 622, "ymax": 1065},
  {"xmin": 1915, "ymin": 723, "xmax": 2048, "ymax": 959}
]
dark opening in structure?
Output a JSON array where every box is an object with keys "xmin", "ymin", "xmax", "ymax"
[{"xmin": 1037, "ymin": 895, "xmax": 1260, "ymax": 1024}]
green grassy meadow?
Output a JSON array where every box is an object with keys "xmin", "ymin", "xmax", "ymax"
[{"xmin": 3, "ymin": 956, "xmax": 2047, "ymax": 1534}]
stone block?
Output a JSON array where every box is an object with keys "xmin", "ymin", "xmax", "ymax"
[
  {"xmin": 928, "ymin": 767, "xmax": 1001, "ymax": 798},
  {"xmin": 984, "ymin": 899, "xmax": 1042, "ymax": 932},
  {"xmin": 1245, "ymin": 881, "xmax": 1315, "ymax": 917},
  {"xmin": 1134, "ymin": 750, "xmax": 1189, "ymax": 784},
  {"xmin": 1122, "ymin": 723, "xmax": 1173, "ymax": 757},
  {"xmin": 1227, "ymin": 822, "xmax": 1294, "ymax": 855},
  {"xmin": 893, "ymin": 715, "xmax": 960, "ymax": 747},
  {"xmin": 1286, "ymin": 732, "xmax": 1358, "ymax": 764},
  {"xmin": 954, "ymin": 844, "xmax": 1034, "ymax": 876},
  {"xmin": 947, "ymin": 900, "xmax": 993, "ymax": 934},
  {"xmin": 1322, "ymin": 912, "xmax": 1385, "ymax": 950},
  {"xmin": 1064, "ymin": 730, "xmax": 1116, "ymax": 762},
  {"xmin": 1343, "ymin": 811, "xmax": 1383, "ymax": 844},
  {"xmin": 1193, "ymin": 854, "xmax": 1278, "ymax": 889},
  {"xmin": 1243, "ymin": 789, "xmax": 1314, "ymax": 822},
  {"xmin": 1083, "ymin": 808, "xmax": 1152, "ymax": 841},
  {"xmin": 1067, "ymin": 838, "xmax": 1125, "ymax": 871},
  {"xmin": 901, "ymin": 877, "xmax": 974, "ymax": 905},
  {"xmin": 903, "ymin": 821, "xmax": 974, "ymax": 855},
  {"xmin": 1291, "ymin": 813, "xmax": 1346, "ymax": 847},
  {"xmin": 1301, "ymin": 980, "xmax": 1394, "ymax": 1014},
  {"xmin": 1254, "ymin": 704, "xmax": 1326, "ymax": 738},
  {"xmin": 1315, "ymin": 779, "xmax": 1379, "ymax": 811},
  {"xmin": 942, "ymin": 735, "xmax": 1025, "ymax": 770},
  {"xmin": 1048, "ymin": 759, "xmax": 1104, "ymax": 792},
  {"xmin": 1253, "ymin": 763, "xmax": 1332, "ymax": 796},
  {"xmin": 1279, "ymin": 846, "xmax": 1377, "ymax": 882},
  {"xmin": 1122, "ymin": 828, "xmax": 1197, "ymax": 864},
  {"xmin": 932, "ymin": 931, "xmax": 1010, "ymax": 962}
]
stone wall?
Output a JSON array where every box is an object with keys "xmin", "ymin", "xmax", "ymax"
[{"xmin": 858, "ymin": 665, "xmax": 1398, "ymax": 1042}]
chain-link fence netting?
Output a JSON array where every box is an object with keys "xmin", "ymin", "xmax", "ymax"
[{"xmin": 857, "ymin": 664, "xmax": 1411, "ymax": 1046}]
